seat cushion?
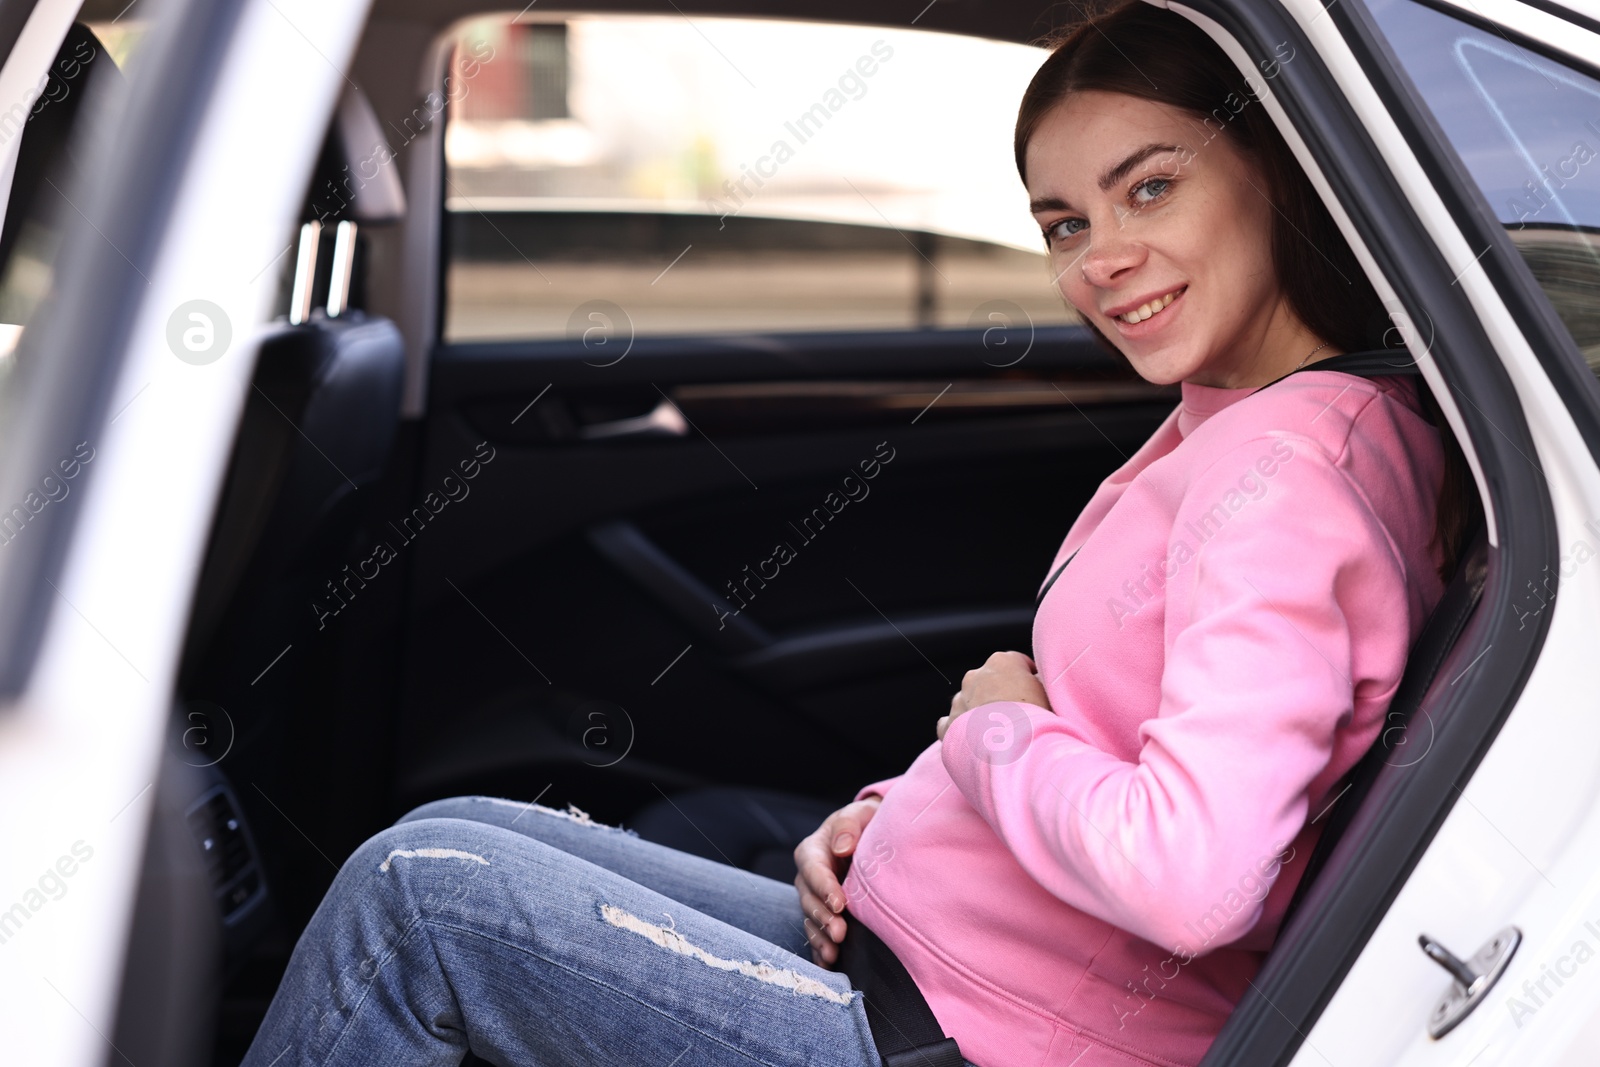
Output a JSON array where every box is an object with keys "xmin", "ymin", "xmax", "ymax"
[{"xmin": 629, "ymin": 786, "xmax": 840, "ymax": 884}]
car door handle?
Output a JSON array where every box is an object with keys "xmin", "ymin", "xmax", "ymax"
[{"xmin": 578, "ymin": 398, "xmax": 690, "ymax": 441}]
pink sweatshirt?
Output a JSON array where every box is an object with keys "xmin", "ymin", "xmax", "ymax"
[{"xmin": 841, "ymin": 371, "xmax": 1448, "ymax": 1067}]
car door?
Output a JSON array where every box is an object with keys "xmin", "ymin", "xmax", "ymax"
[
  {"xmin": 0, "ymin": 0, "xmax": 372, "ymax": 1064},
  {"xmin": 1124, "ymin": 0, "xmax": 1600, "ymax": 1063},
  {"xmin": 1286, "ymin": 0, "xmax": 1600, "ymax": 1062},
  {"xmin": 386, "ymin": 15, "xmax": 1177, "ymax": 827}
]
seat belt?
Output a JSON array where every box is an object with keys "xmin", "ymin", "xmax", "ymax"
[
  {"xmin": 1035, "ymin": 547, "xmax": 1078, "ymax": 608},
  {"xmin": 836, "ymin": 913, "xmax": 966, "ymax": 1067}
]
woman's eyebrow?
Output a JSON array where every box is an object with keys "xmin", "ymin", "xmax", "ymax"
[{"xmin": 1098, "ymin": 142, "xmax": 1182, "ymax": 191}]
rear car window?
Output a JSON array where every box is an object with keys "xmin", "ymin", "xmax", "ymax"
[{"xmin": 439, "ymin": 15, "xmax": 1075, "ymax": 341}]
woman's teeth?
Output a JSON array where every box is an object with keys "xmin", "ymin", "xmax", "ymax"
[{"xmin": 1119, "ymin": 290, "xmax": 1178, "ymax": 324}]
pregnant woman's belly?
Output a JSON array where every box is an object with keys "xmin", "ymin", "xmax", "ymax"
[{"xmin": 842, "ymin": 743, "xmax": 1253, "ymax": 1067}]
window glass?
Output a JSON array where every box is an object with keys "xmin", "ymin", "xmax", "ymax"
[
  {"xmin": 83, "ymin": 21, "xmax": 150, "ymax": 71},
  {"xmin": 441, "ymin": 15, "xmax": 1074, "ymax": 341},
  {"xmin": 0, "ymin": 18, "xmax": 134, "ymax": 395},
  {"xmin": 1372, "ymin": 0, "xmax": 1600, "ymax": 371}
]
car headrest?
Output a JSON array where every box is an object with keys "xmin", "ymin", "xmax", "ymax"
[{"xmin": 305, "ymin": 83, "xmax": 405, "ymax": 226}]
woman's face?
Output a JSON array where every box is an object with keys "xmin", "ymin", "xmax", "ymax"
[{"xmin": 1025, "ymin": 91, "xmax": 1314, "ymax": 389}]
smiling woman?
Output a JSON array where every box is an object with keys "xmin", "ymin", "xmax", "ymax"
[{"xmin": 1014, "ymin": 1, "xmax": 1475, "ymax": 581}]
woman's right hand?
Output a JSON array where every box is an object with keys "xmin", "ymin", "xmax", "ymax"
[{"xmin": 794, "ymin": 796, "xmax": 883, "ymax": 968}]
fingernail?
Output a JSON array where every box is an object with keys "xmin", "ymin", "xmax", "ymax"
[{"xmin": 832, "ymin": 833, "xmax": 853, "ymax": 851}]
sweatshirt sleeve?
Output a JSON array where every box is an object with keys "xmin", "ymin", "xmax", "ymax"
[{"xmin": 940, "ymin": 435, "xmax": 1412, "ymax": 956}]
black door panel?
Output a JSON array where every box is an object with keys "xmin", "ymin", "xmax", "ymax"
[{"xmin": 396, "ymin": 326, "xmax": 1172, "ymax": 818}]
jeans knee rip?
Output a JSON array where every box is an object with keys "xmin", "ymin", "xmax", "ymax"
[
  {"xmin": 480, "ymin": 797, "xmax": 640, "ymax": 836},
  {"xmin": 598, "ymin": 903, "xmax": 855, "ymax": 1005},
  {"xmin": 378, "ymin": 848, "xmax": 491, "ymax": 872}
]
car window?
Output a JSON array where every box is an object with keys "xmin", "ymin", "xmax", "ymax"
[
  {"xmin": 439, "ymin": 15, "xmax": 1075, "ymax": 342},
  {"xmin": 0, "ymin": 17, "xmax": 135, "ymax": 409},
  {"xmin": 1371, "ymin": 0, "xmax": 1600, "ymax": 372}
]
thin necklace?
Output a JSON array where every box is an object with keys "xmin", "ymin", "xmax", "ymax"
[{"xmin": 1295, "ymin": 341, "xmax": 1331, "ymax": 371}]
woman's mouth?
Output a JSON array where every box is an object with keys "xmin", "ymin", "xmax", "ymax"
[{"xmin": 1114, "ymin": 287, "xmax": 1184, "ymax": 325}]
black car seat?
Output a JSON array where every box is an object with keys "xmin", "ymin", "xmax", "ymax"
[
  {"xmin": 1280, "ymin": 519, "xmax": 1489, "ymax": 924},
  {"xmin": 630, "ymin": 785, "xmax": 840, "ymax": 883},
  {"xmin": 1193, "ymin": 518, "xmax": 1492, "ymax": 1065},
  {"xmin": 182, "ymin": 82, "xmax": 405, "ymax": 673}
]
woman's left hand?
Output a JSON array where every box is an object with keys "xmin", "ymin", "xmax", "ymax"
[{"xmin": 937, "ymin": 650, "xmax": 1052, "ymax": 741}]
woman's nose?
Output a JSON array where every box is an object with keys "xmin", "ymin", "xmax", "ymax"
[{"xmin": 1078, "ymin": 219, "xmax": 1146, "ymax": 288}]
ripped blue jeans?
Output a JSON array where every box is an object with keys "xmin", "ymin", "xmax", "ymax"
[{"xmin": 238, "ymin": 795, "xmax": 967, "ymax": 1067}]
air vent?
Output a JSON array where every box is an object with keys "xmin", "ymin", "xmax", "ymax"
[{"xmin": 186, "ymin": 786, "xmax": 264, "ymax": 922}]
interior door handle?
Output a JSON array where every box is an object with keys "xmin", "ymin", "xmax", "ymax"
[{"xmin": 579, "ymin": 398, "xmax": 689, "ymax": 441}]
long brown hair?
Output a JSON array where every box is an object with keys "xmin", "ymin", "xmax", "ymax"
[{"xmin": 1015, "ymin": 0, "xmax": 1478, "ymax": 580}]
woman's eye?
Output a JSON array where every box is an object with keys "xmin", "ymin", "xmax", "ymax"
[
  {"xmin": 1131, "ymin": 177, "xmax": 1172, "ymax": 206},
  {"xmin": 1046, "ymin": 217, "xmax": 1088, "ymax": 243}
]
